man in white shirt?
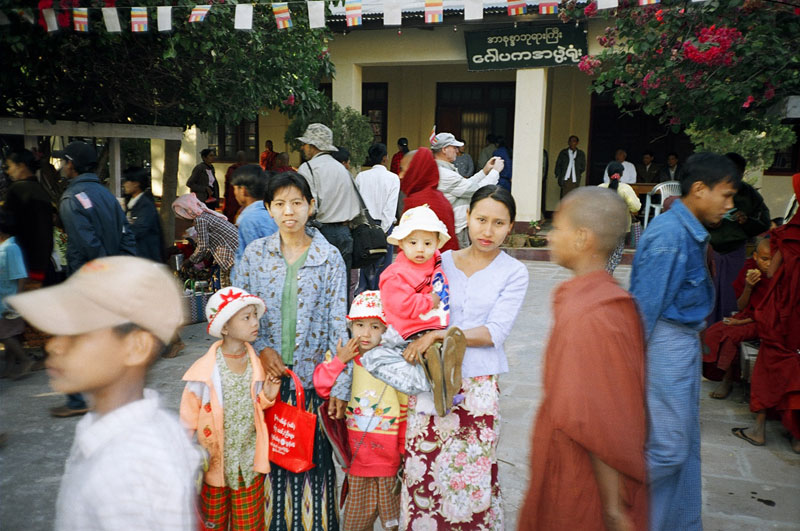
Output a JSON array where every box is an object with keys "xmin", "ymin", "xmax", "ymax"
[
  {"xmin": 432, "ymin": 132, "xmax": 503, "ymax": 248},
  {"xmin": 296, "ymin": 123, "xmax": 361, "ymax": 276},
  {"xmin": 354, "ymin": 143, "xmax": 400, "ymax": 292},
  {"xmin": 604, "ymin": 148, "xmax": 637, "ymax": 184}
]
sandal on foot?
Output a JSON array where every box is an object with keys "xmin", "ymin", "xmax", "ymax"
[
  {"xmin": 442, "ymin": 327, "xmax": 467, "ymax": 413},
  {"xmin": 423, "ymin": 342, "xmax": 446, "ymax": 417},
  {"xmin": 732, "ymin": 427, "xmax": 765, "ymax": 447}
]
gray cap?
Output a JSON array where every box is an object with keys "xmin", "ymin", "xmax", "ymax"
[
  {"xmin": 430, "ymin": 132, "xmax": 464, "ymax": 151},
  {"xmin": 297, "ymin": 123, "xmax": 337, "ymax": 152}
]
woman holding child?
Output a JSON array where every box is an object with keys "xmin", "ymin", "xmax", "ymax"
[
  {"xmin": 236, "ymin": 172, "xmax": 348, "ymax": 530},
  {"xmin": 399, "ymin": 185, "xmax": 529, "ymax": 528}
]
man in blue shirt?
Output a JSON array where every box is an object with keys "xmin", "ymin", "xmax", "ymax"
[
  {"xmin": 630, "ymin": 152, "xmax": 740, "ymax": 531},
  {"xmin": 229, "ymin": 164, "xmax": 277, "ymax": 285},
  {"xmin": 52, "ymin": 141, "xmax": 137, "ymax": 417}
]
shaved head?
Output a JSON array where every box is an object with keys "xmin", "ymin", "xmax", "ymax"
[
  {"xmin": 560, "ymin": 187, "xmax": 629, "ymax": 255},
  {"xmin": 755, "ymin": 237, "xmax": 770, "ymax": 253}
]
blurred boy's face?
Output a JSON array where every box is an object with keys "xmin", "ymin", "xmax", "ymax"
[
  {"xmin": 222, "ymin": 305, "xmax": 259, "ymax": 342},
  {"xmin": 753, "ymin": 242, "xmax": 771, "ymax": 273},
  {"xmin": 548, "ymin": 207, "xmax": 581, "ymax": 270},
  {"xmin": 399, "ymin": 230, "xmax": 438, "ymax": 264},
  {"xmin": 696, "ymin": 180, "xmax": 737, "ymax": 225},
  {"xmin": 45, "ymin": 328, "xmax": 129, "ymax": 395},
  {"xmin": 351, "ymin": 318, "xmax": 386, "ymax": 353}
]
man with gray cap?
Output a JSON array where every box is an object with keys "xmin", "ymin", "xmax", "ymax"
[
  {"xmin": 51, "ymin": 140, "xmax": 137, "ymax": 417},
  {"xmin": 296, "ymin": 123, "xmax": 360, "ymax": 277},
  {"xmin": 432, "ymin": 132, "xmax": 504, "ymax": 248}
]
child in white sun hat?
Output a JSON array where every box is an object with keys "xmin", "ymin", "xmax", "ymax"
[
  {"xmin": 362, "ymin": 205, "xmax": 467, "ymax": 417},
  {"xmin": 179, "ymin": 286, "xmax": 281, "ymax": 530},
  {"xmin": 313, "ymin": 290, "xmax": 407, "ymax": 531}
]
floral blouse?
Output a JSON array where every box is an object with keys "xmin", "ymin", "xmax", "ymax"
[
  {"xmin": 236, "ymin": 226, "xmax": 349, "ymax": 397},
  {"xmin": 217, "ymin": 348, "xmax": 257, "ymax": 488}
]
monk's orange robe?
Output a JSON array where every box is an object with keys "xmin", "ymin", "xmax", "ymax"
[{"xmin": 519, "ymin": 270, "xmax": 648, "ymax": 531}]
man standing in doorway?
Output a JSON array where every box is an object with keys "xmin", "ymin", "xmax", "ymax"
[
  {"xmin": 51, "ymin": 140, "xmax": 137, "ymax": 418},
  {"xmin": 555, "ymin": 135, "xmax": 586, "ymax": 198},
  {"xmin": 187, "ymin": 148, "xmax": 220, "ymax": 211},
  {"xmin": 433, "ymin": 132, "xmax": 503, "ymax": 248},
  {"xmin": 296, "ymin": 123, "xmax": 360, "ymax": 283},
  {"xmin": 260, "ymin": 139, "xmax": 277, "ymax": 171}
]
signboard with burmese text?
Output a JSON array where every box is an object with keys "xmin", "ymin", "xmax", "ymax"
[{"xmin": 465, "ymin": 24, "xmax": 587, "ymax": 71}]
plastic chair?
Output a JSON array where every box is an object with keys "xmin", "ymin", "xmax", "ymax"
[
  {"xmin": 784, "ymin": 193, "xmax": 797, "ymax": 223},
  {"xmin": 643, "ymin": 181, "xmax": 681, "ymax": 229}
]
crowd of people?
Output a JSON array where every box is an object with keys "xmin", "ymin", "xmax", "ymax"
[{"xmin": 0, "ymin": 125, "xmax": 798, "ymax": 531}]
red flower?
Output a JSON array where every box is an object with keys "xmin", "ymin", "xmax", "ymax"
[
  {"xmin": 584, "ymin": 2, "xmax": 598, "ymax": 17},
  {"xmin": 282, "ymin": 94, "xmax": 296, "ymax": 106},
  {"xmin": 764, "ymin": 83, "xmax": 775, "ymax": 100},
  {"xmin": 655, "ymin": 9, "xmax": 663, "ymax": 22},
  {"xmin": 742, "ymin": 95, "xmax": 755, "ymax": 108},
  {"xmin": 204, "ymin": 402, "xmax": 212, "ymax": 412},
  {"xmin": 202, "ymin": 426, "xmax": 212, "ymax": 438}
]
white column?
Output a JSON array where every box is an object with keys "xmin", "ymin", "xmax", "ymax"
[
  {"xmin": 511, "ymin": 68, "xmax": 548, "ymax": 222},
  {"xmin": 108, "ymin": 137, "xmax": 122, "ymax": 197},
  {"xmin": 332, "ymin": 62, "xmax": 363, "ymax": 112}
]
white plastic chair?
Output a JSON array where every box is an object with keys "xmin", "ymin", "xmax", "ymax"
[
  {"xmin": 784, "ymin": 193, "xmax": 797, "ymax": 223},
  {"xmin": 643, "ymin": 181, "xmax": 682, "ymax": 229}
]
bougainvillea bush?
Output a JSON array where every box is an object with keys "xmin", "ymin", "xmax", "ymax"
[{"xmin": 561, "ymin": 0, "xmax": 800, "ymax": 134}]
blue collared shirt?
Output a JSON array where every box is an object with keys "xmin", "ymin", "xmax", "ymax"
[
  {"xmin": 630, "ymin": 199, "xmax": 714, "ymax": 339},
  {"xmin": 235, "ymin": 201, "xmax": 278, "ymax": 263}
]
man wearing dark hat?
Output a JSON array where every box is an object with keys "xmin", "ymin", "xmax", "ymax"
[
  {"xmin": 51, "ymin": 140, "xmax": 137, "ymax": 417},
  {"xmin": 296, "ymin": 123, "xmax": 360, "ymax": 282}
]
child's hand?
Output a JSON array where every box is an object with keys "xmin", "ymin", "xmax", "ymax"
[
  {"xmin": 430, "ymin": 291, "xmax": 441, "ymax": 309},
  {"xmin": 336, "ymin": 337, "xmax": 360, "ymax": 364},
  {"xmin": 745, "ymin": 269, "xmax": 761, "ymax": 287},
  {"xmin": 265, "ymin": 376, "xmax": 282, "ymax": 399}
]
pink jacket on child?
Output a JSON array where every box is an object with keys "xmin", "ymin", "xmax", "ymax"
[
  {"xmin": 379, "ymin": 249, "xmax": 450, "ymax": 339},
  {"xmin": 179, "ymin": 341, "xmax": 275, "ymax": 487}
]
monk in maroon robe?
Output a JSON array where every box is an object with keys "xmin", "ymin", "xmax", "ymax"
[
  {"xmin": 519, "ymin": 188, "xmax": 648, "ymax": 531},
  {"xmin": 703, "ymin": 238, "xmax": 772, "ymax": 399},
  {"xmin": 733, "ymin": 173, "xmax": 800, "ymax": 453}
]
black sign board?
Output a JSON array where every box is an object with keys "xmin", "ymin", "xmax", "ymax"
[{"xmin": 465, "ymin": 24, "xmax": 587, "ymax": 71}]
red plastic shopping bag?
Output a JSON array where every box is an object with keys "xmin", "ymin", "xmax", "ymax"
[{"xmin": 265, "ymin": 369, "xmax": 317, "ymax": 473}]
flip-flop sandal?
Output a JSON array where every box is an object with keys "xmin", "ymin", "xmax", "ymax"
[
  {"xmin": 732, "ymin": 427, "xmax": 765, "ymax": 447},
  {"xmin": 442, "ymin": 327, "xmax": 467, "ymax": 413}
]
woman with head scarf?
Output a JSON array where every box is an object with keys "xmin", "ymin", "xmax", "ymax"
[{"xmin": 172, "ymin": 193, "xmax": 238, "ymax": 287}]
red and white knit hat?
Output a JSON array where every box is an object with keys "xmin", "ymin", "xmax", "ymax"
[
  {"xmin": 346, "ymin": 290, "xmax": 386, "ymax": 325},
  {"xmin": 205, "ymin": 287, "xmax": 266, "ymax": 338}
]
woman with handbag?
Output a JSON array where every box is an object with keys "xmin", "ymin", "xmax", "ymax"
[
  {"xmin": 236, "ymin": 172, "xmax": 349, "ymax": 530},
  {"xmin": 398, "ymin": 185, "xmax": 529, "ymax": 529},
  {"xmin": 599, "ymin": 161, "xmax": 642, "ymax": 274}
]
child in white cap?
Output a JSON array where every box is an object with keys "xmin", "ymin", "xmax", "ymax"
[
  {"xmin": 313, "ymin": 290, "xmax": 406, "ymax": 531},
  {"xmin": 363, "ymin": 205, "xmax": 466, "ymax": 417},
  {"xmin": 6, "ymin": 256, "xmax": 203, "ymax": 530},
  {"xmin": 179, "ymin": 287, "xmax": 281, "ymax": 531}
]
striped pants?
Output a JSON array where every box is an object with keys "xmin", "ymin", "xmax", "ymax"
[{"xmin": 646, "ymin": 320, "xmax": 702, "ymax": 531}]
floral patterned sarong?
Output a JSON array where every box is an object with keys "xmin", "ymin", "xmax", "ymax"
[{"xmin": 401, "ymin": 375, "xmax": 502, "ymax": 530}]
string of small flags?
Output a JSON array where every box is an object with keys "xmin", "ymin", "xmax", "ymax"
[{"xmin": 1, "ymin": 0, "xmax": 713, "ymax": 32}]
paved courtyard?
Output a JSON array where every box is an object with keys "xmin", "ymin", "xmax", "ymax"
[{"xmin": 1, "ymin": 262, "xmax": 798, "ymax": 530}]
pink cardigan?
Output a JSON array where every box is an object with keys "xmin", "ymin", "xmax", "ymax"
[{"xmin": 179, "ymin": 341, "xmax": 276, "ymax": 487}]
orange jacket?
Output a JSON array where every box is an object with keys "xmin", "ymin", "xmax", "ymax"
[{"xmin": 180, "ymin": 341, "xmax": 276, "ymax": 487}]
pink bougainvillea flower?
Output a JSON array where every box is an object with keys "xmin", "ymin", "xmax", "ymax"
[
  {"xmin": 742, "ymin": 95, "xmax": 755, "ymax": 108},
  {"xmin": 283, "ymin": 94, "xmax": 296, "ymax": 106},
  {"xmin": 584, "ymin": 2, "xmax": 598, "ymax": 17}
]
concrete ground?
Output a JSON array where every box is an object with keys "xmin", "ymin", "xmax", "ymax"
[{"xmin": 1, "ymin": 262, "xmax": 798, "ymax": 530}]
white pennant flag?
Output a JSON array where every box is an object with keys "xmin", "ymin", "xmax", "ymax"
[
  {"xmin": 383, "ymin": 0, "xmax": 401, "ymax": 26},
  {"xmin": 102, "ymin": 7, "xmax": 121, "ymax": 32},
  {"xmin": 307, "ymin": 1, "xmax": 325, "ymax": 29},
  {"xmin": 464, "ymin": 0, "xmax": 483, "ymax": 20},
  {"xmin": 157, "ymin": 6, "xmax": 172, "ymax": 31},
  {"xmin": 234, "ymin": 3, "xmax": 253, "ymax": 29},
  {"xmin": 597, "ymin": 0, "xmax": 618, "ymax": 9},
  {"xmin": 42, "ymin": 8, "xmax": 58, "ymax": 31}
]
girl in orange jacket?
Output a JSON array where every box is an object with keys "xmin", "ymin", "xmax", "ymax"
[{"xmin": 180, "ymin": 287, "xmax": 281, "ymax": 531}]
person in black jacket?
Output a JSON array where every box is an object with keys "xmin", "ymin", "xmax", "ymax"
[
  {"xmin": 186, "ymin": 148, "xmax": 220, "ymax": 211},
  {"xmin": 123, "ymin": 167, "xmax": 164, "ymax": 263},
  {"xmin": 2, "ymin": 149, "xmax": 54, "ymax": 283}
]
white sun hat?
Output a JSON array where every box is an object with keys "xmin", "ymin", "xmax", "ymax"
[
  {"xmin": 346, "ymin": 290, "xmax": 386, "ymax": 325},
  {"xmin": 205, "ymin": 287, "xmax": 266, "ymax": 338},
  {"xmin": 387, "ymin": 204, "xmax": 451, "ymax": 249}
]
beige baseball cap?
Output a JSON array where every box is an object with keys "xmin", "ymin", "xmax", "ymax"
[{"xmin": 7, "ymin": 256, "xmax": 184, "ymax": 344}]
